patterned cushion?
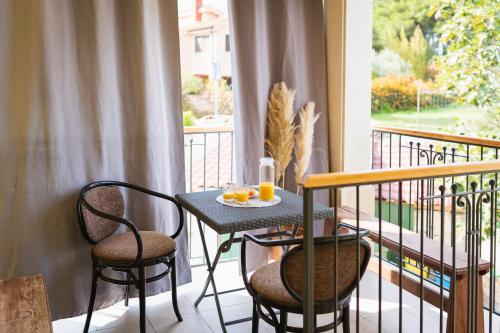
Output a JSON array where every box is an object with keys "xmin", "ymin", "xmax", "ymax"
[
  {"xmin": 283, "ymin": 242, "xmax": 367, "ymax": 303},
  {"xmin": 251, "ymin": 241, "xmax": 368, "ymax": 307},
  {"xmin": 81, "ymin": 186, "xmax": 125, "ymax": 242},
  {"xmin": 92, "ymin": 231, "xmax": 176, "ymax": 263},
  {"xmin": 251, "ymin": 261, "xmax": 299, "ymax": 306}
]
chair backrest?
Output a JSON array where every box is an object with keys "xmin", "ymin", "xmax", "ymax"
[
  {"xmin": 78, "ymin": 185, "xmax": 125, "ymax": 243},
  {"xmin": 280, "ymin": 236, "xmax": 371, "ymax": 305}
]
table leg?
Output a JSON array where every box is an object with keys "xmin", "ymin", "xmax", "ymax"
[
  {"xmin": 195, "ymin": 218, "xmax": 228, "ymax": 333},
  {"xmin": 282, "ymin": 224, "xmax": 300, "ymax": 253},
  {"xmin": 195, "ymin": 232, "xmax": 235, "ymax": 307}
]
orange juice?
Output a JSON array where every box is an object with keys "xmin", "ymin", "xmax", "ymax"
[
  {"xmin": 235, "ymin": 190, "xmax": 249, "ymax": 203},
  {"xmin": 259, "ymin": 182, "xmax": 274, "ymax": 201},
  {"xmin": 223, "ymin": 192, "xmax": 235, "ymax": 201}
]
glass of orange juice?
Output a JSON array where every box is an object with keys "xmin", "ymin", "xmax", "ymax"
[
  {"xmin": 259, "ymin": 157, "xmax": 278, "ymax": 201},
  {"xmin": 235, "ymin": 188, "xmax": 250, "ymax": 204},
  {"xmin": 259, "ymin": 182, "xmax": 274, "ymax": 201},
  {"xmin": 222, "ymin": 183, "xmax": 236, "ymax": 202}
]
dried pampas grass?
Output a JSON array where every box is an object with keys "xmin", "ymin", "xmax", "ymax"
[
  {"xmin": 265, "ymin": 82, "xmax": 296, "ymax": 186},
  {"xmin": 294, "ymin": 102, "xmax": 320, "ymax": 188}
]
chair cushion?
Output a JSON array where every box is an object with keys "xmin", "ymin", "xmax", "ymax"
[
  {"xmin": 282, "ymin": 242, "xmax": 365, "ymax": 303},
  {"xmin": 250, "ymin": 261, "xmax": 300, "ymax": 307},
  {"xmin": 92, "ymin": 231, "xmax": 176, "ymax": 263},
  {"xmin": 82, "ymin": 186, "xmax": 125, "ymax": 243}
]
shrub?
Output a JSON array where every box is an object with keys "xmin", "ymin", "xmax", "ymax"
[
  {"xmin": 372, "ymin": 75, "xmax": 441, "ymax": 112},
  {"xmin": 372, "ymin": 49, "xmax": 413, "ymax": 78},
  {"xmin": 183, "ymin": 111, "xmax": 196, "ymax": 126},
  {"xmin": 372, "ymin": 76, "xmax": 417, "ymax": 111},
  {"xmin": 372, "ymin": 75, "xmax": 453, "ymax": 112},
  {"xmin": 182, "ymin": 75, "xmax": 205, "ymax": 95}
]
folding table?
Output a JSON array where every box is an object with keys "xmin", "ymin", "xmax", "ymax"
[{"xmin": 176, "ymin": 189, "xmax": 333, "ymax": 333}]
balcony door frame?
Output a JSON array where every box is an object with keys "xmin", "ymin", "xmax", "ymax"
[{"xmin": 325, "ymin": 0, "xmax": 374, "ymax": 212}]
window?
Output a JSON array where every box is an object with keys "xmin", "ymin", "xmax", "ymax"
[
  {"xmin": 225, "ymin": 34, "xmax": 230, "ymax": 52},
  {"xmin": 194, "ymin": 35, "xmax": 209, "ymax": 53}
]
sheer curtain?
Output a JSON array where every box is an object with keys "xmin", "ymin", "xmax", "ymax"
[
  {"xmin": 228, "ymin": 0, "xmax": 330, "ymax": 267},
  {"xmin": 0, "ymin": 0, "xmax": 190, "ymax": 319}
]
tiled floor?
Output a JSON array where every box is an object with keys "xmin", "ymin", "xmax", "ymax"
[{"xmin": 53, "ymin": 261, "xmax": 499, "ymax": 333}]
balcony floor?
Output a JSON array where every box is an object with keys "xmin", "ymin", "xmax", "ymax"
[{"xmin": 53, "ymin": 261, "xmax": 499, "ymax": 333}]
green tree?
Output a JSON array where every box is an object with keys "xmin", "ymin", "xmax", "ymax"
[
  {"xmin": 433, "ymin": 0, "xmax": 499, "ymax": 107},
  {"xmin": 372, "ymin": 49, "xmax": 414, "ymax": 78},
  {"xmin": 386, "ymin": 26, "xmax": 429, "ymax": 79},
  {"xmin": 373, "ymin": 0, "xmax": 439, "ymax": 52}
]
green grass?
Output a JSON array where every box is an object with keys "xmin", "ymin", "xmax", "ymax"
[{"xmin": 371, "ymin": 106, "xmax": 486, "ymax": 133}]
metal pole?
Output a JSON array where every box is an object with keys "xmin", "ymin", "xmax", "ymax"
[
  {"xmin": 417, "ymin": 81, "xmax": 421, "ymax": 128},
  {"xmin": 210, "ymin": 28, "xmax": 219, "ymax": 116},
  {"xmin": 303, "ymin": 188, "xmax": 314, "ymax": 332}
]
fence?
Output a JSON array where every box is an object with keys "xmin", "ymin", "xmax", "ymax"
[
  {"xmin": 184, "ymin": 125, "xmax": 236, "ymax": 265},
  {"xmin": 369, "ymin": 126, "xmax": 500, "ymax": 331},
  {"xmin": 415, "ymin": 86, "xmax": 456, "ymax": 127},
  {"xmin": 303, "ymin": 161, "xmax": 500, "ymax": 332}
]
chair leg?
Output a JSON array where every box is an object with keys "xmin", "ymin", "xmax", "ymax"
[
  {"xmin": 262, "ymin": 304, "xmax": 280, "ymax": 333},
  {"xmin": 170, "ymin": 257, "xmax": 183, "ymax": 322},
  {"xmin": 279, "ymin": 311, "xmax": 287, "ymax": 333},
  {"xmin": 252, "ymin": 299, "xmax": 259, "ymax": 333},
  {"xmin": 124, "ymin": 272, "xmax": 131, "ymax": 307},
  {"xmin": 342, "ymin": 303, "xmax": 350, "ymax": 333},
  {"xmin": 138, "ymin": 266, "xmax": 146, "ymax": 333},
  {"xmin": 83, "ymin": 265, "xmax": 98, "ymax": 333}
]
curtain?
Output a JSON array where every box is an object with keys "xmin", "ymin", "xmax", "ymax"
[
  {"xmin": 229, "ymin": 0, "xmax": 330, "ymax": 268},
  {"xmin": 0, "ymin": 0, "xmax": 190, "ymax": 320}
]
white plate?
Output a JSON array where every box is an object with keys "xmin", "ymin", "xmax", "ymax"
[{"xmin": 216, "ymin": 194, "xmax": 281, "ymax": 208}]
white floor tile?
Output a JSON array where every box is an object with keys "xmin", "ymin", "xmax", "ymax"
[
  {"xmin": 53, "ymin": 301, "xmax": 135, "ymax": 333},
  {"xmin": 96, "ymin": 320, "xmax": 155, "ymax": 333},
  {"xmin": 52, "ymin": 316, "xmax": 99, "ymax": 333},
  {"xmin": 199, "ymin": 302, "xmax": 253, "ymax": 332},
  {"xmin": 151, "ymin": 312, "xmax": 211, "ymax": 333},
  {"xmin": 56, "ymin": 261, "xmax": 499, "ymax": 333}
]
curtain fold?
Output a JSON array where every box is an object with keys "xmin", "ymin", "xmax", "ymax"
[
  {"xmin": 0, "ymin": 0, "xmax": 190, "ymax": 320},
  {"xmin": 229, "ymin": 0, "xmax": 330, "ymax": 268}
]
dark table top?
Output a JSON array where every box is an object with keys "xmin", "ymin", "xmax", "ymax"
[{"xmin": 175, "ymin": 189, "xmax": 334, "ymax": 234}]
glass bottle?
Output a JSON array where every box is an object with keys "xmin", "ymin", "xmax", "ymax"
[{"xmin": 259, "ymin": 157, "xmax": 275, "ymax": 201}]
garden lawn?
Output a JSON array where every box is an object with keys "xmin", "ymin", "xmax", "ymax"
[{"xmin": 371, "ymin": 107, "xmax": 486, "ymax": 133}]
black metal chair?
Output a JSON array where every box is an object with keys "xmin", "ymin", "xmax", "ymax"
[
  {"xmin": 76, "ymin": 181, "xmax": 184, "ymax": 333},
  {"xmin": 240, "ymin": 225, "xmax": 371, "ymax": 333}
]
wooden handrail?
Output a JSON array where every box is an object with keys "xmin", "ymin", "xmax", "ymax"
[
  {"xmin": 303, "ymin": 160, "xmax": 500, "ymax": 189},
  {"xmin": 183, "ymin": 125, "xmax": 234, "ymax": 134},
  {"xmin": 371, "ymin": 126, "xmax": 500, "ymax": 149}
]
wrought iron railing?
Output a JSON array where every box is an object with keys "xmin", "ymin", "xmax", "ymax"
[
  {"xmin": 372, "ymin": 126, "xmax": 499, "ymax": 244},
  {"xmin": 371, "ymin": 126, "xmax": 500, "ymax": 292},
  {"xmin": 184, "ymin": 125, "xmax": 236, "ymax": 265},
  {"xmin": 311, "ymin": 126, "xmax": 500, "ymax": 332},
  {"xmin": 303, "ymin": 160, "xmax": 500, "ymax": 332}
]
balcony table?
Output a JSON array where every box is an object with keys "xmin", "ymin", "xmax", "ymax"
[{"xmin": 175, "ymin": 189, "xmax": 333, "ymax": 333}]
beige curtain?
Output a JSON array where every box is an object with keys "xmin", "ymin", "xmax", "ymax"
[
  {"xmin": 0, "ymin": 0, "xmax": 191, "ymax": 320},
  {"xmin": 229, "ymin": 0, "xmax": 330, "ymax": 268}
]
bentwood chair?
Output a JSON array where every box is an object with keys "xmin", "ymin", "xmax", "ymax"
[
  {"xmin": 76, "ymin": 181, "xmax": 184, "ymax": 333},
  {"xmin": 241, "ymin": 226, "xmax": 371, "ymax": 333}
]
